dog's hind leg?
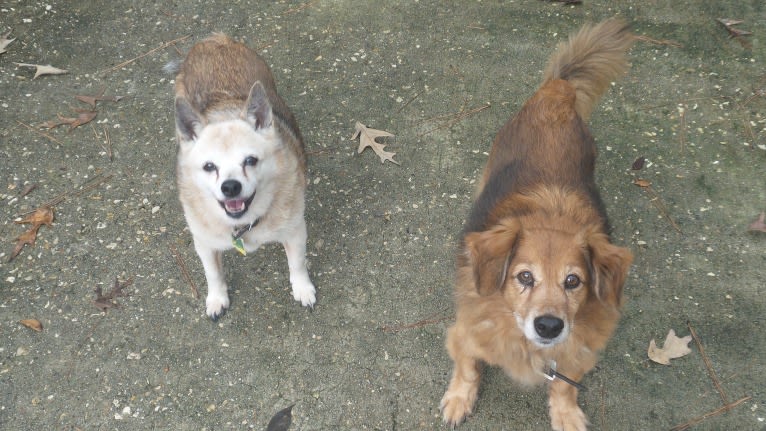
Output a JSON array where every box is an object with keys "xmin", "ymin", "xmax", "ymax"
[
  {"xmin": 282, "ymin": 221, "xmax": 316, "ymax": 308},
  {"xmin": 194, "ymin": 242, "xmax": 229, "ymax": 320}
]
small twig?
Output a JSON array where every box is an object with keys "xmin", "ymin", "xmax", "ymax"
[
  {"xmin": 599, "ymin": 378, "xmax": 608, "ymax": 431},
  {"xmin": 678, "ymin": 104, "xmax": 687, "ymax": 154},
  {"xmin": 639, "ymin": 97, "xmax": 724, "ymax": 112},
  {"xmin": 103, "ymin": 125, "xmax": 113, "ymax": 161},
  {"xmin": 284, "ymin": 0, "xmax": 317, "ymax": 14},
  {"xmin": 169, "ymin": 243, "xmax": 199, "ymax": 299},
  {"xmin": 305, "ymin": 148, "xmax": 331, "ymax": 156},
  {"xmin": 634, "ymin": 34, "xmax": 683, "ymax": 48},
  {"xmin": 644, "ymin": 186, "xmax": 682, "ymax": 234},
  {"xmin": 99, "ymin": 34, "xmax": 191, "ymax": 76},
  {"xmin": 381, "ymin": 309, "xmax": 451, "ymax": 333},
  {"xmin": 417, "ymin": 102, "xmax": 491, "ymax": 137},
  {"xmin": 16, "ymin": 172, "xmax": 112, "ymax": 217},
  {"xmin": 669, "ymin": 396, "xmax": 751, "ymax": 431},
  {"xmin": 687, "ymin": 321, "xmax": 729, "ymax": 406},
  {"xmin": 395, "ymin": 90, "xmax": 423, "ymax": 114},
  {"xmin": 16, "ymin": 120, "xmax": 64, "ymax": 145}
]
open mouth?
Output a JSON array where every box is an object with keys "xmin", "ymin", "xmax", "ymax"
[{"xmin": 219, "ymin": 191, "xmax": 256, "ymax": 219}]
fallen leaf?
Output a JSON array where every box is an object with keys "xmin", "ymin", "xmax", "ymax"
[
  {"xmin": 716, "ymin": 18, "xmax": 753, "ymax": 48},
  {"xmin": 93, "ymin": 277, "xmax": 133, "ymax": 312},
  {"xmin": 351, "ymin": 122, "xmax": 399, "ymax": 165},
  {"xmin": 9, "ymin": 206, "xmax": 54, "ymax": 261},
  {"xmin": 0, "ymin": 30, "xmax": 15, "ymax": 55},
  {"xmin": 75, "ymin": 88, "xmax": 125, "ymax": 108},
  {"xmin": 631, "ymin": 156, "xmax": 646, "ymax": 170},
  {"xmin": 266, "ymin": 404, "xmax": 294, "ymax": 431},
  {"xmin": 648, "ymin": 329, "xmax": 693, "ymax": 365},
  {"xmin": 14, "ymin": 62, "xmax": 69, "ymax": 79},
  {"xmin": 41, "ymin": 110, "xmax": 97, "ymax": 131},
  {"xmin": 20, "ymin": 319, "xmax": 43, "ymax": 332},
  {"xmin": 19, "ymin": 184, "xmax": 37, "ymax": 198},
  {"xmin": 747, "ymin": 212, "xmax": 766, "ymax": 233},
  {"xmin": 632, "ymin": 178, "xmax": 651, "ymax": 188}
]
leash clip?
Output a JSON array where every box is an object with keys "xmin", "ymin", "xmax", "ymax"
[{"xmin": 543, "ymin": 360, "xmax": 588, "ymax": 392}]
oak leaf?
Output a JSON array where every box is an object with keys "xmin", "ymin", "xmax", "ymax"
[
  {"xmin": 75, "ymin": 87, "xmax": 125, "ymax": 107},
  {"xmin": 14, "ymin": 62, "xmax": 69, "ymax": 79},
  {"xmin": 19, "ymin": 319, "xmax": 43, "ymax": 332},
  {"xmin": 9, "ymin": 206, "xmax": 54, "ymax": 261},
  {"xmin": 93, "ymin": 277, "xmax": 133, "ymax": 312},
  {"xmin": 41, "ymin": 110, "xmax": 97, "ymax": 130},
  {"xmin": 648, "ymin": 329, "xmax": 693, "ymax": 365},
  {"xmin": 0, "ymin": 30, "xmax": 15, "ymax": 55},
  {"xmin": 632, "ymin": 178, "xmax": 651, "ymax": 188},
  {"xmin": 351, "ymin": 122, "xmax": 399, "ymax": 165}
]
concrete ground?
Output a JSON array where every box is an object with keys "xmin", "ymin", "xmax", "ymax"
[{"xmin": 1, "ymin": 1, "xmax": 764, "ymax": 430}]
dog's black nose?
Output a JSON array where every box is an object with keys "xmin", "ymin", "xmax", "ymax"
[
  {"xmin": 534, "ymin": 315, "xmax": 564, "ymax": 339},
  {"xmin": 221, "ymin": 180, "xmax": 242, "ymax": 197}
]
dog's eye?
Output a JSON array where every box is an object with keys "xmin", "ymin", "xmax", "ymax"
[
  {"xmin": 516, "ymin": 271, "xmax": 534, "ymax": 287},
  {"xmin": 243, "ymin": 156, "xmax": 259, "ymax": 167},
  {"xmin": 564, "ymin": 274, "xmax": 581, "ymax": 289},
  {"xmin": 203, "ymin": 162, "xmax": 217, "ymax": 172}
]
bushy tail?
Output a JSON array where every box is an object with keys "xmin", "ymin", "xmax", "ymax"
[{"xmin": 543, "ymin": 18, "xmax": 634, "ymax": 120}]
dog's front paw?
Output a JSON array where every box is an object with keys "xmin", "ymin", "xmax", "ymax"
[
  {"xmin": 205, "ymin": 291, "xmax": 230, "ymax": 321},
  {"xmin": 549, "ymin": 403, "xmax": 588, "ymax": 431},
  {"xmin": 291, "ymin": 279, "xmax": 316, "ymax": 308},
  {"xmin": 439, "ymin": 391, "xmax": 475, "ymax": 427}
]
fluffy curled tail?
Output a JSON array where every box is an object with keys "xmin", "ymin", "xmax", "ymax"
[{"xmin": 544, "ymin": 18, "xmax": 634, "ymax": 120}]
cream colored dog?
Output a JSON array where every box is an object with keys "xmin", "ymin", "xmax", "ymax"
[{"xmin": 172, "ymin": 33, "xmax": 316, "ymax": 320}]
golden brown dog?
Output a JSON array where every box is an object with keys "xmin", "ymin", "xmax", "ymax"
[{"xmin": 440, "ymin": 19, "xmax": 634, "ymax": 431}]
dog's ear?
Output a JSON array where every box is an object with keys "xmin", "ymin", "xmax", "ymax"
[
  {"xmin": 175, "ymin": 97, "xmax": 202, "ymax": 142},
  {"xmin": 586, "ymin": 231, "xmax": 632, "ymax": 308},
  {"xmin": 246, "ymin": 81, "xmax": 273, "ymax": 130},
  {"xmin": 464, "ymin": 219, "xmax": 520, "ymax": 296}
]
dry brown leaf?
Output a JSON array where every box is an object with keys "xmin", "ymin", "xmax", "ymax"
[
  {"xmin": 633, "ymin": 178, "xmax": 651, "ymax": 188},
  {"xmin": 717, "ymin": 18, "xmax": 753, "ymax": 48},
  {"xmin": 41, "ymin": 111, "xmax": 97, "ymax": 130},
  {"xmin": 747, "ymin": 212, "xmax": 766, "ymax": 233},
  {"xmin": 9, "ymin": 206, "xmax": 54, "ymax": 261},
  {"xmin": 14, "ymin": 62, "xmax": 69, "ymax": 79},
  {"xmin": 93, "ymin": 277, "xmax": 133, "ymax": 312},
  {"xmin": 75, "ymin": 88, "xmax": 125, "ymax": 107},
  {"xmin": 0, "ymin": 30, "xmax": 15, "ymax": 55},
  {"xmin": 648, "ymin": 329, "xmax": 693, "ymax": 365},
  {"xmin": 19, "ymin": 319, "xmax": 43, "ymax": 332},
  {"xmin": 351, "ymin": 121, "xmax": 399, "ymax": 165}
]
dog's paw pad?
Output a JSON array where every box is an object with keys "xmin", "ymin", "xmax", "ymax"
[
  {"xmin": 206, "ymin": 294, "xmax": 230, "ymax": 320},
  {"xmin": 439, "ymin": 393, "xmax": 473, "ymax": 427},
  {"xmin": 291, "ymin": 281, "xmax": 316, "ymax": 308}
]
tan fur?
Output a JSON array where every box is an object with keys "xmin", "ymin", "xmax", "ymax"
[
  {"xmin": 174, "ymin": 33, "xmax": 316, "ymax": 320},
  {"xmin": 441, "ymin": 19, "xmax": 634, "ymax": 430}
]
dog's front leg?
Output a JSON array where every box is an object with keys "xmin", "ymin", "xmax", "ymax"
[
  {"xmin": 548, "ymin": 374, "xmax": 588, "ymax": 431},
  {"xmin": 440, "ymin": 326, "xmax": 481, "ymax": 426},
  {"xmin": 194, "ymin": 241, "xmax": 229, "ymax": 320},
  {"xmin": 282, "ymin": 222, "xmax": 316, "ymax": 308}
]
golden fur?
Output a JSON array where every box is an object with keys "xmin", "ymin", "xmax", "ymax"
[{"xmin": 441, "ymin": 19, "xmax": 634, "ymax": 431}]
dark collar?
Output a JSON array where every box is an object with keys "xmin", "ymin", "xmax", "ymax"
[{"xmin": 232, "ymin": 218, "xmax": 260, "ymax": 240}]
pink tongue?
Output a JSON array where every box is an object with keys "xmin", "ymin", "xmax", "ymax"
[{"xmin": 225, "ymin": 199, "xmax": 245, "ymax": 212}]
